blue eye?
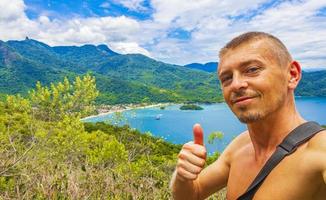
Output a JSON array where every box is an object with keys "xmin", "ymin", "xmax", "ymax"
[{"xmin": 246, "ymin": 66, "xmax": 259, "ymax": 73}]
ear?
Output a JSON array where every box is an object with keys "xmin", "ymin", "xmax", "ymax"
[{"xmin": 288, "ymin": 61, "xmax": 302, "ymax": 90}]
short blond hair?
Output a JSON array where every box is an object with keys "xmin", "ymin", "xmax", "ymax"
[{"xmin": 219, "ymin": 32, "xmax": 292, "ymax": 67}]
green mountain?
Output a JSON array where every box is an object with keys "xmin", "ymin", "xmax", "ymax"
[
  {"xmin": 297, "ymin": 70, "xmax": 326, "ymax": 96},
  {"xmin": 1, "ymin": 38, "xmax": 325, "ymax": 103},
  {"xmin": 0, "ymin": 38, "xmax": 222, "ymax": 104},
  {"xmin": 0, "ymin": 40, "xmax": 69, "ymax": 94}
]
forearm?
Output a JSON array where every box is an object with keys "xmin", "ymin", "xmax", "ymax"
[{"xmin": 170, "ymin": 170, "xmax": 200, "ymax": 200}]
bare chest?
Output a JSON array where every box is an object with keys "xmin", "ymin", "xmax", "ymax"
[{"xmin": 226, "ymin": 148, "xmax": 325, "ymax": 200}]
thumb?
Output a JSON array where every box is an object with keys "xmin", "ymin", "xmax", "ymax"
[{"xmin": 193, "ymin": 123, "xmax": 204, "ymax": 145}]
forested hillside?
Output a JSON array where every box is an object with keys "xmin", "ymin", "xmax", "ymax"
[
  {"xmin": 0, "ymin": 75, "xmax": 225, "ymax": 199},
  {"xmin": 0, "ymin": 38, "xmax": 222, "ymax": 104},
  {"xmin": 296, "ymin": 70, "xmax": 326, "ymax": 96},
  {"xmin": 0, "ymin": 75, "xmax": 178, "ymax": 198},
  {"xmin": 1, "ymin": 38, "xmax": 325, "ymax": 106}
]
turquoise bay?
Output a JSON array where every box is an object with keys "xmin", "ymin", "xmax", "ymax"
[{"xmin": 85, "ymin": 97, "xmax": 326, "ymax": 154}]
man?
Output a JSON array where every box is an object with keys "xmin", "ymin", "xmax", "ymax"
[{"xmin": 170, "ymin": 32, "xmax": 326, "ymax": 200}]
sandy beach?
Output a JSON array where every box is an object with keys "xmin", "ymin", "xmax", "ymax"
[{"xmin": 82, "ymin": 103, "xmax": 171, "ymax": 120}]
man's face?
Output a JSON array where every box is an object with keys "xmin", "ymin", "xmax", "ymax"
[{"xmin": 218, "ymin": 39, "xmax": 289, "ymax": 123}]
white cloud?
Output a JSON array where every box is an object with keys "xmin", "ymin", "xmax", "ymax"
[
  {"xmin": 146, "ymin": 0, "xmax": 269, "ymax": 63},
  {"xmin": 112, "ymin": 0, "xmax": 147, "ymax": 12},
  {"xmin": 244, "ymin": 0, "xmax": 326, "ymax": 68},
  {"xmin": 0, "ymin": 0, "xmax": 149, "ymax": 54},
  {"xmin": 111, "ymin": 42, "xmax": 151, "ymax": 56},
  {"xmin": 0, "ymin": 0, "xmax": 38, "ymax": 40},
  {"xmin": 146, "ymin": 0, "xmax": 326, "ymax": 68},
  {"xmin": 151, "ymin": 0, "xmax": 266, "ymax": 26},
  {"xmin": 0, "ymin": 0, "xmax": 25, "ymax": 21},
  {"xmin": 0, "ymin": 0, "xmax": 326, "ymax": 68}
]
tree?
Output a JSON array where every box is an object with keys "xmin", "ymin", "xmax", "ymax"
[
  {"xmin": 29, "ymin": 74, "xmax": 99, "ymax": 121},
  {"xmin": 0, "ymin": 75, "xmax": 224, "ymax": 199},
  {"xmin": 208, "ymin": 131, "xmax": 224, "ymax": 144}
]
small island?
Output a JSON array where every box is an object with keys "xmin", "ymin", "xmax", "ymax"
[{"xmin": 180, "ymin": 104, "xmax": 204, "ymax": 110}]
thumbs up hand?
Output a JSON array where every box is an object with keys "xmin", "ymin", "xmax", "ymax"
[{"xmin": 175, "ymin": 123, "xmax": 207, "ymax": 181}]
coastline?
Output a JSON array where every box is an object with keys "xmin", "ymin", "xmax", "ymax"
[{"xmin": 82, "ymin": 103, "xmax": 172, "ymax": 120}]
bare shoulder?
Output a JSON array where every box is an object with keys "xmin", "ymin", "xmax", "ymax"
[
  {"xmin": 307, "ymin": 129, "xmax": 326, "ymax": 151},
  {"xmin": 223, "ymin": 130, "xmax": 252, "ymax": 160},
  {"xmin": 206, "ymin": 130, "xmax": 251, "ymax": 168},
  {"xmin": 230, "ymin": 130, "xmax": 251, "ymax": 146},
  {"xmin": 305, "ymin": 130, "xmax": 326, "ymax": 176}
]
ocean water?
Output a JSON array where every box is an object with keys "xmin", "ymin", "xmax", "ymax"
[{"xmin": 84, "ymin": 97, "xmax": 326, "ymax": 154}]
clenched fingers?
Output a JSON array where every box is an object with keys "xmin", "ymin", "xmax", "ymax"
[{"xmin": 178, "ymin": 149, "xmax": 206, "ymax": 168}]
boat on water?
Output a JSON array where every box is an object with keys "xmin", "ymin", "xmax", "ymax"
[{"xmin": 155, "ymin": 114, "xmax": 162, "ymax": 120}]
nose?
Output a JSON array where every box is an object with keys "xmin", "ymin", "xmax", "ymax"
[{"xmin": 230, "ymin": 75, "xmax": 248, "ymax": 91}]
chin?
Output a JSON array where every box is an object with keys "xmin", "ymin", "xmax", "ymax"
[{"xmin": 237, "ymin": 111, "xmax": 264, "ymax": 124}]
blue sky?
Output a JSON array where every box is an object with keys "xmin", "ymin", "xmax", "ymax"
[
  {"xmin": 0, "ymin": 0, "xmax": 326, "ymax": 68},
  {"xmin": 25, "ymin": 0, "xmax": 154, "ymax": 20}
]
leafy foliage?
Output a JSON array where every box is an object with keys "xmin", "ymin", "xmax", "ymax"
[
  {"xmin": 0, "ymin": 75, "xmax": 228, "ymax": 199},
  {"xmin": 29, "ymin": 74, "xmax": 98, "ymax": 121},
  {"xmin": 296, "ymin": 70, "xmax": 326, "ymax": 96},
  {"xmin": 0, "ymin": 75, "xmax": 227, "ymax": 199},
  {"xmin": 208, "ymin": 131, "xmax": 224, "ymax": 144},
  {"xmin": 180, "ymin": 104, "xmax": 204, "ymax": 110}
]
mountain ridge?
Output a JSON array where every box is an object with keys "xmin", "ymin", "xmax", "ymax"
[
  {"xmin": 0, "ymin": 38, "xmax": 325, "ymax": 103},
  {"xmin": 0, "ymin": 38, "xmax": 222, "ymax": 104},
  {"xmin": 184, "ymin": 62, "xmax": 218, "ymax": 72}
]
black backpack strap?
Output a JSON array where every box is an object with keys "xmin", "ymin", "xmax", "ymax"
[{"xmin": 237, "ymin": 121, "xmax": 325, "ymax": 200}]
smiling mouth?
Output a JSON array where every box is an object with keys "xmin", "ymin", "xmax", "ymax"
[{"xmin": 232, "ymin": 96, "xmax": 256, "ymax": 104}]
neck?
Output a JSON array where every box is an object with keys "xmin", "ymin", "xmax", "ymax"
[{"xmin": 247, "ymin": 97, "xmax": 305, "ymax": 163}]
